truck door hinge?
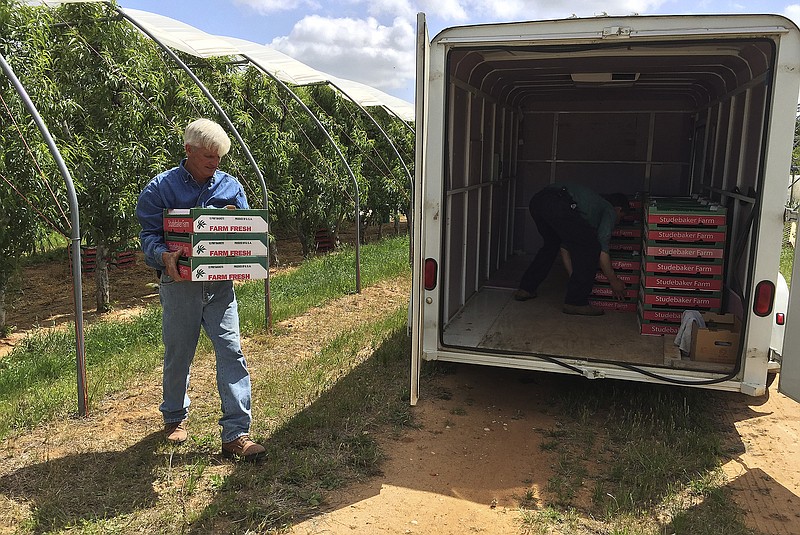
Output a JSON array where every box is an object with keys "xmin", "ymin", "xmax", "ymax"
[
  {"xmin": 603, "ymin": 26, "xmax": 632, "ymax": 38},
  {"xmin": 785, "ymin": 206, "xmax": 798, "ymax": 223}
]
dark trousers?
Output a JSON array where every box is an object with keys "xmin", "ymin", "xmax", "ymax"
[{"xmin": 518, "ymin": 188, "xmax": 601, "ymax": 306}]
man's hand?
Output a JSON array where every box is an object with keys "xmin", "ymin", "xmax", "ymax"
[
  {"xmin": 162, "ymin": 249, "xmax": 185, "ymax": 281},
  {"xmin": 598, "ymin": 251, "xmax": 626, "ymax": 301},
  {"xmin": 609, "ymin": 277, "xmax": 626, "ymax": 301}
]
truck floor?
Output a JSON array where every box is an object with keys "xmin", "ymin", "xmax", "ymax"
[{"xmin": 441, "ymin": 255, "xmax": 725, "ymax": 369}]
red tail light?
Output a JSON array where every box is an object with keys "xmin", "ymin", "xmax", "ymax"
[
  {"xmin": 424, "ymin": 258, "xmax": 438, "ymax": 291},
  {"xmin": 776, "ymin": 312, "xmax": 785, "ymax": 326},
  {"xmin": 753, "ymin": 280, "xmax": 775, "ymax": 317}
]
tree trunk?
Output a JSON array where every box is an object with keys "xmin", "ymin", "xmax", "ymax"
[
  {"xmin": 331, "ymin": 214, "xmax": 344, "ymax": 249},
  {"xmin": 360, "ymin": 215, "xmax": 370, "ymax": 245},
  {"xmin": 95, "ymin": 243, "xmax": 111, "ymax": 313},
  {"xmin": 297, "ymin": 227, "xmax": 313, "ymax": 258},
  {"xmin": 269, "ymin": 237, "xmax": 279, "ymax": 267},
  {"xmin": 0, "ymin": 280, "xmax": 6, "ymax": 334}
]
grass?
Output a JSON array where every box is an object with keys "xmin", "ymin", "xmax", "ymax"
[
  {"xmin": 236, "ymin": 236, "xmax": 412, "ymax": 330},
  {"xmin": 519, "ymin": 378, "xmax": 758, "ymax": 535},
  {"xmin": 780, "ymin": 242, "xmax": 793, "ymax": 287},
  {"xmin": 0, "ymin": 234, "xmax": 412, "ymax": 440},
  {"xmin": 0, "ymin": 235, "xmax": 414, "ymax": 533},
  {"xmin": 0, "ymin": 232, "xmax": 769, "ymax": 534},
  {"xmin": 0, "ymin": 306, "xmax": 413, "ymax": 533},
  {"xmin": 181, "ymin": 307, "xmax": 414, "ymax": 533}
]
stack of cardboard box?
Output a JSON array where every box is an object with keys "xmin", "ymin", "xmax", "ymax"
[
  {"xmin": 589, "ymin": 197, "xmax": 642, "ymax": 312},
  {"xmin": 637, "ymin": 197, "xmax": 727, "ymax": 335},
  {"xmin": 69, "ymin": 244, "xmax": 137, "ymax": 276},
  {"xmin": 163, "ymin": 208, "xmax": 270, "ymax": 282}
]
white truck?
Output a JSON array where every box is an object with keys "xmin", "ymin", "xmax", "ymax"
[{"xmin": 409, "ymin": 13, "xmax": 800, "ymax": 404}]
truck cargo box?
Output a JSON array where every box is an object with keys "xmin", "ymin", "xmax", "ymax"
[{"xmin": 410, "ymin": 13, "xmax": 800, "ymax": 404}]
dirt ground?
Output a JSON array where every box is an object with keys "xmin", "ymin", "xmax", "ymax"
[{"xmin": 1, "ymin": 242, "xmax": 800, "ymax": 534}]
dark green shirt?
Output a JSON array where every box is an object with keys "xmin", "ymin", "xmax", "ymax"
[{"xmin": 558, "ymin": 183, "xmax": 617, "ymax": 253}]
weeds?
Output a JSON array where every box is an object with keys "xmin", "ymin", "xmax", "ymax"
[
  {"xmin": 0, "ymin": 234, "xmax": 765, "ymax": 534},
  {"xmin": 530, "ymin": 380, "xmax": 754, "ymax": 535},
  {"xmin": 0, "ymin": 236, "xmax": 410, "ymax": 441},
  {"xmin": 780, "ymin": 242, "xmax": 794, "ymax": 287}
]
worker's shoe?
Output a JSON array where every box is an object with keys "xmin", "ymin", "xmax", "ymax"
[
  {"xmin": 164, "ymin": 420, "xmax": 188, "ymax": 444},
  {"xmin": 513, "ymin": 289, "xmax": 537, "ymax": 301},
  {"xmin": 222, "ymin": 435, "xmax": 266, "ymax": 462},
  {"xmin": 562, "ymin": 304, "xmax": 604, "ymax": 316}
]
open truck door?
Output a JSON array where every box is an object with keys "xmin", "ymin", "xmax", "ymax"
[
  {"xmin": 779, "ymin": 210, "xmax": 800, "ymax": 402},
  {"xmin": 410, "ymin": 12, "xmax": 429, "ymax": 405}
]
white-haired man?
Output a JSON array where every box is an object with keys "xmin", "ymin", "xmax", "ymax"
[{"xmin": 136, "ymin": 118, "xmax": 265, "ymax": 462}]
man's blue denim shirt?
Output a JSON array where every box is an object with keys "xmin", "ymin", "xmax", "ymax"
[{"xmin": 136, "ymin": 159, "xmax": 249, "ymax": 271}]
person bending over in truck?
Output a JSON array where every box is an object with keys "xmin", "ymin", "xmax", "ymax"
[
  {"xmin": 135, "ymin": 118, "xmax": 265, "ymax": 462},
  {"xmin": 513, "ymin": 183, "xmax": 629, "ymax": 316}
]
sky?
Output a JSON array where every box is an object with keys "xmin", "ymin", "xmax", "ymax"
[{"xmin": 116, "ymin": 0, "xmax": 800, "ymax": 104}]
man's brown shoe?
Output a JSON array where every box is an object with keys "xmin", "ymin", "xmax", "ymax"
[
  {"xmin": 222, "ymin": 435, "xmax": 266, "ymax": 462},
  {"xmin": 513, "ymin": 289, "xmax": 537, "ymax": 301},
  {"xmin": 164, "ymin": 420, "xmax": 188, "ymax": 444},
  {"xmin": 562, "ymin": 304, "xmax": 604, "ymax": 316}
]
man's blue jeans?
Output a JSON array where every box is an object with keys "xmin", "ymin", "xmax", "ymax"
[{"xmin": 159, "ymin": 275, "xmax": 251, "ymax": 443}]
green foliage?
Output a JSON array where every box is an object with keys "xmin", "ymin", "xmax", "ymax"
[
  {"xmin": 0, "ymin": 1, "xmax": 63, "ymax": 305},
  {"xmin": 793, "ymin": 114, "xmax": 800, "ymax": 172},
  {"xmin": 0, "ymin": 0, "xmax": 413, "ymax": 321},
  {"xmin": 780, "ymin": 242, "xmax": 793, "ymax": 287}
]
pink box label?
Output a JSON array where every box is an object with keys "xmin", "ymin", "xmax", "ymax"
[
  {"xmin": 596, "ymin": 272, "xmax": 640, "ymax": 284},
  {"xmin": 643, "ymin": 275, "xmax": 723, "ymax": 291},
  {"xmin": 164, "ymin": 217, "xmax": 194, "ymax": 232},
  {"xmin": 640, "ymin": 309, "xmax": 683, "ymax": 323},
  {"xmin": 646, "ymin": 213, "xmax": 727, "ymax": 226},
  {"xmin": 639, "ymin": 322, "xmax": 680, "ymax": 335},
  {"xmin": 644, "ymin": 260, "xmax": 724, "ymax": 275},
  {"xmin": 590, "ymin": 286, "xmax": 639, "ymax": 298},
  {"xmin": 589, "ymin": 300, "xmax": 637, "ymax": 312},
  {"xmin": 642, "ymin": 292, "xmax": 722, "ymax": 308},
  {"xmin": 611, "ymin": 259, "xmax": 641, "ymax": 271},
  {"xmin": 612, "ymin": 227, "xmax": 642, "ymax": 238},
  {"xmin": 644, "ymin": 245, "xmax": 724, "ymax": 259},
  {"xmin": 645, "ymin": 228, "xmax": 726, "ymax": 242}
]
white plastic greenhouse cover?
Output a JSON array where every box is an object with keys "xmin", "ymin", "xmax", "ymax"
[
  {"xmin": 24, "ymin": 1, "xmax": 414, "ymax": 121},
  {"xmin": 129, "ymin": 9, "xmax": 416, "ymax": 121},
  {"xmin": 221, "ymin": 36, "xmax": 416, "ymax": 121}
]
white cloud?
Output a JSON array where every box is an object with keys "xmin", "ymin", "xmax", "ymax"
[
  {"xmin": 359, "ymin": 0, "xmax": 417, "ymax": 19},
  {"xmin": 270, "ymin": 15, "xmax": 416, "ymax": 92},
  {"xmin": 786, "ymin": 4, "xmax": 800, "ymax": 27},
  {"xmin": 258, "ymin": 0, "xmax": 677, "ymax": 102},
  {"xmin": 416, "ymin": 0, "xmax": 469, "ymax": 21},
  {"xmin": 339, "ymin": 0, "xmax": 468, "ymax": 21},
  {"xmin": 457, "ymin": 0, "xmax": 670, "ymax": 21},
  {"xmin": 233, "ymin": 0, "xmax": 320, "ymax": 14}
]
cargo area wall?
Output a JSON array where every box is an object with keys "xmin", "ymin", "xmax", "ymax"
[
  {"xmin": 698, "ymin": 82, "xmax": 767, "ymax": 198},
  {"xmin": 443, "ymin": 80, "xmax": 519, "ymax": 321},
  {"xmin": 694, "ymin": 81, "xmax": 768, "ymax": 305},
  {"xmin": 515, "ymin": 109, "xmax": 693, "ymax": 254}
]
